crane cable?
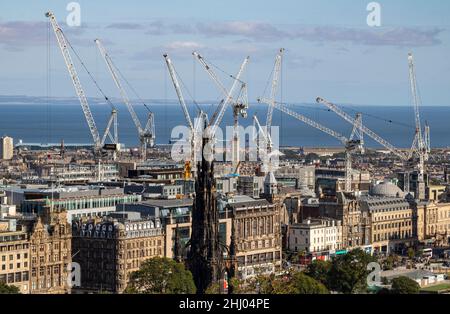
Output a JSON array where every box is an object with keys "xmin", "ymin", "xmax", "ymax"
[
  {"xmin": 60, "ymin": 29, "xmax": 117, "ymax": 111},
  {"xmin": 196, "ymin": 55, "xmax": 250, "ymax": 125},
  {"xmin": 274, "ymin": 101, "xmax": 414, "ymax": 129},
  {"xmin": 46, "ymin": 20, "xmax": 51, "ymax": 144},
  {"xmin": 101, "ymin": 50, "xmax": 153, "ymax": 113},
  {"xmin": 200, "ymin": 55, "xmax": 245, "ymax": 84},
  {"xmin": 191, "ymin": 54, "xmax": 226, "ymax": 122},
  {"xmin": 172, "ymin": 63, "xmax": 202, "ymax": 113}
]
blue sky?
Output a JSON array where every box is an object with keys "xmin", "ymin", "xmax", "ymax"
[{"xmin": 0, "ymin": 0, "xmax": 449, "ymax": 106}]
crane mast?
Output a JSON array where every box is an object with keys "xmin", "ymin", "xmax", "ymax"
[
  {"xmin": 163, "ymin": 54, "xmax": 194, "ymax": 131},
  {"xmin": 350, "ymin": 113, "xmax": 364, "ymax": 153},
  {"xmin": 163, "ymin": 53, "xmax": 200, "ymax": 178},
  {"xmin": 46, "ymin": 11, "xmax": 101, "ymax": 148},
  {"xmin": 253, "ymin": 115, "xmax": 275, "ymax": 173},
  {"xmin": 408, "ymin": 53, "xmax": 427, "ymax": 181},
  {"xmin": 265, "ymin": 48, "xmax": 284, "ymax": 134},
  {"xmin": 253, "ymin": 115, "xmax": 272, "ymax": 149},
  {"xmin": 408, "ymin": 53, "xmax": 424, "ymax": 152},
  {"xmin": 424, "ymin": 122, "xmax": 431, "ymax": 154}
]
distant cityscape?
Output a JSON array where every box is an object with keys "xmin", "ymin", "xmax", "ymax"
[{"xmin": 1, "ymin": 2, "xmax": 450, "ymax": 297}]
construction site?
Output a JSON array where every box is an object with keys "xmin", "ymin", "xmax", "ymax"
[{"xmin": 1, "ymin": 4, "xmax": 450, "ymax": 299}]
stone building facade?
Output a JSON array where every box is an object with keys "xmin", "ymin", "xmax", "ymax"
[
  {"xmin": 0, "ymin": 229, "xmax": 30, "ymax": 293},
  {"xmin": 288, "ymin": 218, "xmax": 342, "ymax": 253},
  {"xmin": 27, "ymin": 210, "xmax": 72, "ymax": 294},
  {"xmin": 360, "ymin": 197, "xmax": 415, "ymax": 254},
  {"xmin": 0, "ymin": 208, "xmax": 72, "ymax": 294},
  {"xmin": 226, "ymin": 197, "xmax": 282, "ymax": 280},
  {"xmin": 71, "ymin": 212, "xmax": 164, "ymax": 293},
  {"xmin": 415, "ymin": 201, "xmax": 450, "ymax": 245},
  {"xmin": 319, "ymin": 192, "xmax": 369, "ymax": 248}
]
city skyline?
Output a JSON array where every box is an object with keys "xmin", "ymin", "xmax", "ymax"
[
  {"xmin": 2, "ymin": 1, "xmax": 450, "ymax": 300},
  {"xmin": 0, "ymin": 0, "xmax": 449, "ymax": 106}
]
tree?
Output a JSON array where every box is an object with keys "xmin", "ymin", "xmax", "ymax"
[
  {"xmin": 305, "ymin": 260, "xmax": 331, "ymax": 286},
  {"xmin": 249, "ymin": 271, "xmax": 328, "ymax": 294},
  {"xmin": 205, "ymin": 282, "xmax": 221, "ymax": 294},
  {"xmin": 251, "ymin": 274, "xmax": 277, "ymax": 294},
  {"xmin": 391, "ymin": 276, "xmax": 420, "ymax": 294},
  {"xmin": 205, "ymin": 278, "xmax": 247, "ymax": 294},
  {"xmin": 271, "ymin": 275, "xmax": 299, "ymax": 294},
  {"xmin": 125, "ymin": 257, "xmax": 196, "ymax": 294},
  {"xmin": 327, "ymin": 249, "xmax": 376, "ymax": 294},
  {"xmin": 0, "ymin": 282, "xmax": 20, "ymax": 294},
  {"xmin": 289, "ymin": 272, "xmax": 329, "ymax": 294},
  {"xmin": 383, "ymin": 255, "xmax": 396, "ymax": 270}
]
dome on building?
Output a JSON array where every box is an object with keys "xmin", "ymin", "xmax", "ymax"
[{"xmin": 370, "ymin": 181, "xmax": 405, "ymax": 198}]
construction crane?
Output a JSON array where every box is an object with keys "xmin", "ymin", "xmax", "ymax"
[
  {"xmin": 252, "ymin": 115, "xmax": 278, "ymax": 173},
  {"xmin": 315, "ymin": 97, "xmax": 421, "ymax": 193},
  {"xmin": 350, "ymin": 113, "xmax": 365, "ymax": 154},
  {"xmin": 424, "ymin": 121, "xmax": 431, "ymax": 154},
  {"xmin": 192, "ymin": 52, "xmax": 249, "ymax": 170},
  {"xmin": 407, "ymin": 53, "xmax": 428, "ymax": 183},
  {"xmin": 163, "ymin": 53, "xmax": 208, "ymax": 178},
  {"xmin": 253, "ymin": 115, "xmax": 272, "ymax": 157},
  {"xmin": 257, "ymin": 48, "xmax": 284, "ymax": 159},
  {"xmin": 264, "ymin": 101, "xmax": 363, "ymax": 192},
  {"xmin": 255, "ymin": 48, "xmax": 285, "ymax": 175},
  {"xmin": 46, "ymin": 12, "xmax": 118, "ymax": 153},
  {"xmin": 263, "ymin": 48, "xmax": 284, "ymax": 136},
  {"xmin": 316, "ymin": 97, "xmax": 409, "ymax": 161},
  {"xmin": 95, "ymin": 39, "xmax": 155, "ymax": 159}
]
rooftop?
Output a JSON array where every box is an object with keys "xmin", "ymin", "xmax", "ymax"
[{"xmin": 141, "ymin": 198, "xmax": 193, "ymax": 208}]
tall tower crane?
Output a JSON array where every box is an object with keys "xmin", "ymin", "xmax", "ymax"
[
  {"xmin": 257, "ymin": 48, "xmax": 284, "ymax": 159},
  {"xmin": 163, "ymin": 53, "xmax": 208, "ymax": 178},
  {"xmin": 46, "ymin": 12, "xmax": 118, "ymax": 152},
  {"xmin": 407, "ymin": 53, "xmax": 428, "ymax": 184},
  {"xmin": 95, "ymin": 39, "xmax": 155, "ymax": 159},
  {"xmin": 192, "ymin": 52, "xmax": 249, "ymax": 171},
  {"xmin": 263, "ymin": 48, "xmax": 284, "ymax": 136}
]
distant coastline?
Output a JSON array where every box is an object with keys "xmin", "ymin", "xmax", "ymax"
[
  {"xmin": 1, "ymin": 95, "xmax": 449, "ymax": 107},
  {"xmin": 1, "ymin": 98, "xmax": 449, "ymax": 148}
]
